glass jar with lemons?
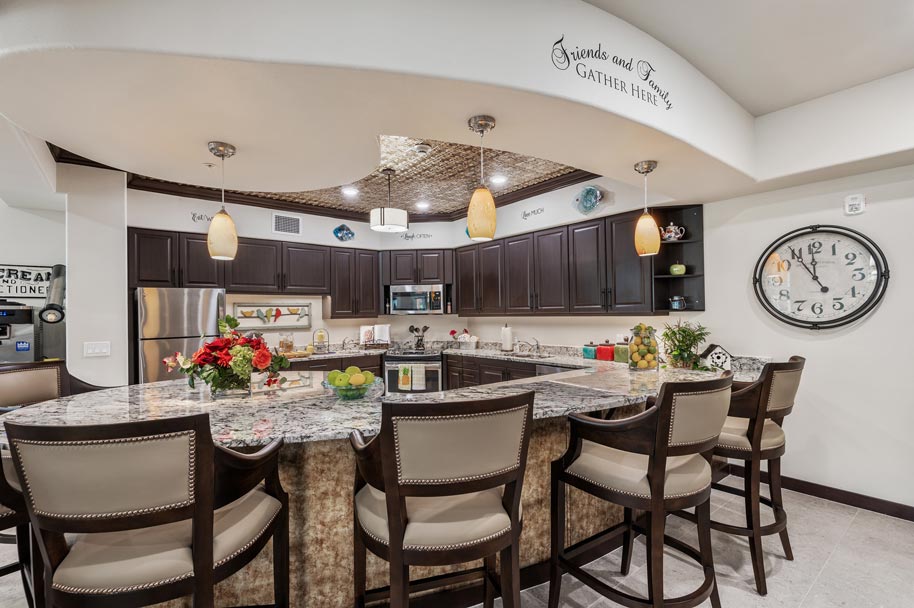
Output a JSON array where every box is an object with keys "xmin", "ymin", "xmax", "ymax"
[{"xmin": 628, "ymin": 323, "xmax": 660, "ymax": 371}]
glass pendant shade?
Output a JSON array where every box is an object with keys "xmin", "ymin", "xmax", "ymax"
[
  {"xmin": 467, "ymin": 186, "xmax": 497, "ymax": 241},
  {"xmin": 370, "ymin": 207, "xmax": 409, "ymax": 232},
  {"xmin": 207, "ymin": 207, "xmax": 238, "ymax": 260},
  {"xmin": 634, "ymin": 211, "xmax": 661, "ymax": 256}
]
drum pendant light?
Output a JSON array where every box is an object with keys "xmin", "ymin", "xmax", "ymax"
[
  {"xmin": 370, "ymin": 168, "xmax": 408, "ymax": 232},
  {"xmin": 206, "ymin": 141, "xmax": 239, "ymax": 260},
  {"xmin": 633, "ymin": 160, "xmax": 661, "ymax": 257},
  {"xmin": 467, "ymin": 115, "xmax": 497, "ymax": 241}
]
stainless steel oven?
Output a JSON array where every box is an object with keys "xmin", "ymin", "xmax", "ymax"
[
  {"xmin": 389, "ymin": 284, "xmax": 443, "ymax": 315},
  {"xmin": 384, "ymin": 352, "xmax": 443, "ymax": 394}
]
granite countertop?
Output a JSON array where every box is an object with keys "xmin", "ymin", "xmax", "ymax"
[
  {"xmin": 0, "ymin": 362, "xmax": 753, "ymax": 448},
  {"xmin": 286, "ymin": 349, "xmax": 387, "ymax": 362}
]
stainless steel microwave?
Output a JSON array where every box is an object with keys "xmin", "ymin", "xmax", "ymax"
[{"xmin": 389, "ymin": 284, "xmax": 444, "ymax": 315}]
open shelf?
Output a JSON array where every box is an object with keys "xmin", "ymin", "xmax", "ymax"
[
  {"xmin": 654, "ymin": 273, "xmax": 704, "ymax": 279},
  {"xmin": 659, "ymin": 238, "xmax": 702, "ymax": 245},
  {"xmin": 652, "ymin": 205, "xmax": 705, "ymax": 313}
]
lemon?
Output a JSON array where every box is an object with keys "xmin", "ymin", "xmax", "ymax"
[
  {"xmin": 631, "ymin": 352, "xmax": 642, "ymax": 363},
  {"xmin": 637, "ymin": 360, "xmax": 648, "ymax": 369},
  {"xmin": 327, "ymin": 370, "xmax": 342, "ymax": 384},
  {"xmin": 306, "ymin": 345, "xmax": 315, "ymax": 353},
  {"xmin": 345, "ymin": 365, "xmax": 361, "ymax": 375},
  {"xmin": 333, "ymin": 373, "xmax": 351, "ymax": 387},
  {"xmin": 633, "ymin": 336, "xmax": 643, "ymax": 346},
  {"xmin": 362, "ymin": 371, "xmax": 375, "ymax": 384},
  {"xmin": 645, "ymin": 353, "xmax": 654, "ymax": 362},
  {"xmin": 648, "ymin": 360, "xmax": 658, "ymax": 368},
  {"xmin": 349, "ymin": 373, "xmax": 366, "ymax": 386}
]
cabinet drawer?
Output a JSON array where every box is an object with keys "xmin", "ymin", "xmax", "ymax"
[
  {"xmin": 344, "ymin": 355, "xmax": 382, "ymax": 370},
  {"xmin": 445, "ymin": 355, "xmax": 463, "ymax": 368}
]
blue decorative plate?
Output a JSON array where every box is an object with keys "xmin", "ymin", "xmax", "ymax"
[
  {"xmin": 333, "ymin": 224, "xmax": 355, "ymax": 241},
  {"xmin": 575, "ymin": 186, "xmax": 603, "ymax": 215}
]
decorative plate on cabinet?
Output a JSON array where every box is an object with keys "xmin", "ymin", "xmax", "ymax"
[{"xmin": 752, "ymin": 225, "xmax": 889, "ymax": 329}]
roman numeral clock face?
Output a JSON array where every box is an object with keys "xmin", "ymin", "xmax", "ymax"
[{"xmin": 753, "ymin": 226, "xmax": 889, "ymax": 329}]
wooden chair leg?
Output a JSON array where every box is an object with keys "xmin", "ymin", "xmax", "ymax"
[
  {"xmin": 30, "ymin": 531, "xmax": 45, "ymax": 608},
  {"xmin": 548, "ymin": 469, "xmax": 565, "ymax": 608},
  {"xmin": 389, "ymin": 560, "xmax": 409, "ymax": 608},
  {"xmin": 621, "ymin": 507, "xmax": 634, "ymax": 575},
  {"xmin": 745, "ymin": 459, "xmax": 768, "ymax": 595},
  {"xmin": 273, "ymin": 505, "xmax": 290, "ymax": 608},
  {"xmin": 483, "ymin": 555, "xmax": 496, "ymax": 608},
  {"xmin": 499, "ymin": 542, "xmax": 520, "ymax": 608},
  {"xmin": 697, "ymin": 500, "xmax": 721, "ymax": 608},
  {"xmin": 646, "ymin": 509, "xmax": 665, "ymax": 608},
  {"xmin": 15, "ymin": 525, "xmax": 34, "ymax": 608},
  {"xmin": 353, "ymin": 525, "xmax": 367, "ymax": 608},
  {"xmin": 769, "ymin": 457, "xmax": 794, "ymax": 561}
]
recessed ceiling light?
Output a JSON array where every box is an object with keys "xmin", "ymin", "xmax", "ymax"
[
  {"xmin": 490, "ymin": 174, "xmax": 507, "ymax": 186},
  {"xmin": 341, "ymin": 185, "xmax": 359, "ymax": 197},
  {"xmin": 416, "ymin": 200, "xmax": 430, "ymax": 210}
]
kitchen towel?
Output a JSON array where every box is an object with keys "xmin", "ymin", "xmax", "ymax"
[
  {"xmin": 359, "ymin": 325, "xmax": 374, "ymax": 344},
  {"xmin": 411, "ymin": 364, "xmax": 426, "ymax": 390},
  {"xmin": 398, "ymin": 364, "xmax": 411, "ymax": 391},
  {"xmin": 374, "ymin": 324, "xmax": 391, "ymax": 344}
]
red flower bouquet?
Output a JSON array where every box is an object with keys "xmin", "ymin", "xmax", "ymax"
[{"xmin": 163, "ymin": 315, "xmax": 290, "ymax": 394}]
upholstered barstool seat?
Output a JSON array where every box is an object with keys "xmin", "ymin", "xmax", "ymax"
[
  {"xmin": 53, "ymin": 486, "xmax": 281, "ymax": 595},
  {"xmin": 0, "ymin": 505, "xmax": 11, "ymax": 517},
  {"xmin": 717, "ymin": 417, "xmax": 786, "ymax": 452},
  {"xmin": 355, "ymin": 485, "xmax": 516, "ymax": 551},
  {"xmin": 567, "ymin": 440, "xmax": 712, "ymax": 499}
]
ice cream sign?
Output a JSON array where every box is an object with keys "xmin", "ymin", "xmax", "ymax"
[{"xmin": 0, "ymin": 265, "xmax": 53, "ymax": 297}]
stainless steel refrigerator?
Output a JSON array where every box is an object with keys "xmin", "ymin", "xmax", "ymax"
[{"xmin": 136, "ymin": 287, "xmax": 225, "ymax": 383}]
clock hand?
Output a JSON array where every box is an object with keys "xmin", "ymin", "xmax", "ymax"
[
  {"xmin": 788, "ymin": 246, "xmax": 829, "ymax": 293},
  {"xmin": 809, "ymin": 249, "xmax": 830, "ymax": 293}
]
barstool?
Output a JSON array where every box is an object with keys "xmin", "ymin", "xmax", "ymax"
[
  {"xmin": 549, "ymin": 373, "xmax": 733, "ymax": 608},
  {"xmin": 710, "ymin": 356, "xmax": 805, "ymax": 595},
  {"xmin": 4, "ymin": 413, "xmax": 290, "ymax": 608},
  {"xmin": 350, "ymin": 392, "xmax": 535, "ymax": 608}
]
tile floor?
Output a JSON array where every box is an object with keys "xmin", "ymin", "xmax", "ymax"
[{"xmin": 0, "ymin": 477, "xmax": 911, "ymax": 607}]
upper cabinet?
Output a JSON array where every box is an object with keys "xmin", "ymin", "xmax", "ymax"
[
  {"xmin": 128, "ymin": 228, "xmax": 179, "ymax": 288},
  {"xmin": 478, "ymin": 241, "xmax": 505, "ymax": 314},
  {"xmin": 504, "ymin": 234, "xmax": 535, "ymax": 315},
  {"xmin": 224, "ymin": 238, "xmax": 283, "ymax": 294},
  {"xmin": 455, "ymin": 245, "xmax": 480, "ymax": 315},
  {"xmin": 416, "ymin": 250, "xmax": 446, "ymax": 284},
  {"xmin": 389, "ymin": 250, "xmax": 417, "ymax": 284},
  {"xmin": 568, "ymin": 219, "xmax": 607, "ymax": 314},
  {"xmin": 328, "ymin": 248, "xmax": 380, "ymax": 319},
  {"xmin": 179, "ymin": 233, "xmax": 224, "ymax": 289},
  {"xmin": 607, "ymin": 212, "xmax": 653, "ymax": 313},
  {"xmin": 282, "ymin": 243, "xmax": 331, "ymax": 294},
  {"xmin": 533, "ymin": 226, "xmax": 569, "ymax": 314},
  {"xmin": 383, "ymin": 249, "xmax": 448, "ymax": 285}
]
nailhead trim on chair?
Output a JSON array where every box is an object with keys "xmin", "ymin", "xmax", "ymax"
[
  {"xmin": 13, "ymin": 431, "xmax": 196, "ymax": 519},
  {"xmin": 392, "ymin": 406, "xmax": 528, "ymax": 485},
  {"xmin": 214, "ymin": 501, "xmax": 281, "ymax": 568},
  {"xmin": 53, "ymin": 571, "xmax": 195, "ymax": 595},
  {"xmin": 566, "ymin": 469, "xmax": 711, "ymax": 500},
  {"xmin": 360, "ymin": 521, "xmax": 513, "ymax": 552},
  {"xmin": 668, "ymin": 386, "xmax": 731, "ymax": 447},
  {"xmin": 0, "ymin": 367, "xmax": 61, "ymax": 407},
  {"xmin": 767, "ymin": 370, "xmax": 798, "ymax": 411}
]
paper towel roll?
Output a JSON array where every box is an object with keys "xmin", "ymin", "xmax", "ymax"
[{"xmin": 500, "ymin": 324, "xmax": 514, "ymax": 351}]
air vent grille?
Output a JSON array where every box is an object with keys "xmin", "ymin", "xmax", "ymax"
[{"xmin": 273, "ymin": 213, "xmax": 302, "ymax": 235}]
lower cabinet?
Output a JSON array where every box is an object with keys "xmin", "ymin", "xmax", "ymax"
[
  {"xmin": 287, "ymin": 355, "xmax": 381, "ymax": 374},
  {"xmin": 444, "ymin": 354, "xmax": 539, "ymax": 388}
]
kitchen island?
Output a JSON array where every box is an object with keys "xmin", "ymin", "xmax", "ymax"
[{"xmin": 1, "ymin": 362, "xmax": 733, "ymax": 607}]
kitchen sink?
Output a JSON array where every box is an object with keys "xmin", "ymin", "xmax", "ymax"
[{"xmin": 510, "ymin": 352, "xmax": 552, "ymax": 359}]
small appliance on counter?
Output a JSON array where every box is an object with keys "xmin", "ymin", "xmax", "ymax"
[
  {"xmin": 0, "ymin": 299, "xmax": 35, "ymax": 363},
  {"xmin": 389, "ymin": 284, "xmax": 444, "ymax": 315}
]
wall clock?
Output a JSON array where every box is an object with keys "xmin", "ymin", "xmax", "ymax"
[{"xmin": 753, "ymin": 225, "xmax": 889, "ymax": 330}]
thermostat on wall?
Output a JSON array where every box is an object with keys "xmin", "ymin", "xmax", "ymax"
[{"xmin": 844, "ymin": 194, "xmax": 866, "ymax": 215}]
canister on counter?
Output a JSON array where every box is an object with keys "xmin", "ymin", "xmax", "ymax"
[
  {"xmin": 582, "ymin": 342, "xmax": 597, "ymax": 359},
  {"xmin": 596, "ymin": 340, "xmax": 615, "ymax": 361},
  {"xmin": 614, "ymin": 340, "xmax": 630, "ymax": 363}
]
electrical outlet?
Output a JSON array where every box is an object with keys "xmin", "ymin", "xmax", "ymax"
[{"xmin": 83, "ymin": 341, "xmax": 111, "ymax": 357}]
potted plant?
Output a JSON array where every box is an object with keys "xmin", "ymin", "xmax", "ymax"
[
  {"xmin": 163, "ymin": 315, "xmax": 290, "ymax": 395},
  {"xmin": 660, "ymin": 320, "xmax": 712, "ymax": 370}
]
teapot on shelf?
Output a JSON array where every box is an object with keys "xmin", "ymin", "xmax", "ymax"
[{"xmin": 660, "ymin": 222, "xmax": 686, "ymax": 241}]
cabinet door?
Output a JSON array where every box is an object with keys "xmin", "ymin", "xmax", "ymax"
[
  {"xmin": 505, "ymin": 361, "xmax": 537, "ymax": 381},
  {"xmin": 330, "ymin": 248, "xmax": 357, "ymax": 318},
  {"xmin": 354, "ymin": 249, "xmax": 380, "ymax": 317},
  {"xmin": 568, "ymin": 219, "xmax": 607, "ymax": 314},
  {"xmin": 534, "ymin": 227, "xmax": 569, "ymax": 313},
  {"xmin": 342, "ymin": 355, "xmax": 382, "ymax": 376},
  {"xmin": 282, "ymin": 243, "xmax": 331, "ymax": 294},
  {"xmin": 417, "ymin": 250, "xmax": 445, "ymax": 284},
  {"xmin": 504, "ymin": 234, "xmax": 535, "ymax": 315},
  {"xmin": 390, "ymin": 250, "xmax": 417, "ymax": 285},
  {"xmin": 178, "ymin": 233, "xmax": 223, "ymax": 288},
  {"xmin": 224, "ymin": 238, "xmax": 283, "ymax": 293},
  {"xmin": 607, "ymin": 213, "xmax": 653, "ymax": 313},
  {"xmin": 447, "ymin": 367, "xmax": 462, "ymax": 390},
  {"xmin": 128, "ymin": 228, "xmax": 179, "ymax": 287},
  {"xmin": 478, "ymin": 362, "xmax": 506, "ymax": 385},
  {"xmin": 478, "ymin": 241, "xmax": 505, "ymax": 315},
  {"xmin": 455, "ymin": 246, "xmax": 479, "ymax": 315}
]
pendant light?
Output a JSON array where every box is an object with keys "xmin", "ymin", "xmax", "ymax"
[
  {"xmin": 206, "ymin": 141, "xmax": 239, "ymax": 260},
  {"xmin": 633, "ymin": 160, "xmax": 661, "ymax": 257},
  {"xmin": 467, "ymin": 115, "xmax": 497, "ymax": 241},
  {"xmin": 370, "ymin": 168, "xmax": 408, "ymax": 232}
]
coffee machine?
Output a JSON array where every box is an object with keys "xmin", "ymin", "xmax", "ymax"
[{"xmin": 0, "ymin": 299, "xmax": 36, "ymax": 363}]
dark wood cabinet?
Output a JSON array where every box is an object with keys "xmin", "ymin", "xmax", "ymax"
[
  {"xmin": 390, "ymin": 250, "xmax": 418, "ymax": 284},
  {"xmin": 329, "ymin": 248, "xmax": 379, "ymax": 318},
  {"xmin": 478, "ymin": 241, "xmax": 505, "ymax": 314},
  {"xmin": 455, "ymin": 246, "xmax": 479, "ymax": 315},
  {"xmin": 607, "ymin": 212, "xmax": 653, "ymax": 313},
  {"xmin": 177, "ymin": 233, "xmax": 223, "ymax": 288},
  {"xmin": 478, "ymin": 361, "xmax": 507, "ymax": 385},
  {"xmin": 506, "ymin": 360, "xmax": 538, "ymax": 381},
  {"xmin": 128, "ymin": 228, "xmax": 179, "ymax": 287},
  {"xmin": 282, "ymin": 243, "xmax": 331, "ymax": 294},
  {"xmin": 224, "ymin": 238, "xmax": 283, "ymax": 294},
  {"xmin": 533, "ymin": 226, "xmax": 570, "ymax": 314},
  {"xmin": 416, "ymin": 250, "xmax": 446, "ymax": 284},
  {"xmin": 504, "ymin": 234, "xmax": 535, "ymax": 315},
  {"xmin": 287, "ymin": 354, "xmax": 381, "ymax": 374},
  {"xmin": 568, "ymin": 219, "xmax": 608, "ymax": 314}
]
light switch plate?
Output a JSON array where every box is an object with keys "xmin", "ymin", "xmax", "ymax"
[
  {"xmin": 844, "ymin": 194, "xmax": 866, "ymax": 215},
  {"xmin": 83, "ymin": 341, "xmax": 111, "ymax": 357}
]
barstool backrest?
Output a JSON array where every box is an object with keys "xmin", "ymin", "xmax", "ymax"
[
  {"xmin": 764, "ymin": 359, "xmax": 805, "ymax": 414},
  {"xmin": 667, "ymin": 380, "xmax": 734, "ymax": 450},
  {"xmin": 0, "ymin": 362, "xmax": 69, "ymax": 409},
  {"xmin": 4, "ymin": 414, "xmax": 213, "ymax": 534}
]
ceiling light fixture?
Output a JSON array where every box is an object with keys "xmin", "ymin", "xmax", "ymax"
[
  {"xmin": 416, "ymin": 200, "xmax": 430, "ymax": 210},
  {"xmin": 370, "ymin": 168, "xmax": 408, "ymax": 232},
  {"xmin": 341, "ymin": 185, "xmax": 359, "ymax": 197},
  {"xmin": 490, "ymin": 174, "xmax": 507, "ymax": 186},
  {"xmin": 633, "ymin": 160, "xmax": 661, "ymax": 257},
  {"xmin": 467, "ymin": 115, "xmax": 497, "ymax": 241},
  {"xmin": 206, "ymin": 141, "xmax": 239, "ymax": 260}
]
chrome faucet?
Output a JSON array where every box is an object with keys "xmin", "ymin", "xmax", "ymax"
[
  {"xmin": 341, "ymin": 337, "xmax": 358, "ymax": 351},
  {"xmin": 515, "ymin": 338, "xmax": 541, "ymax": 355}
]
